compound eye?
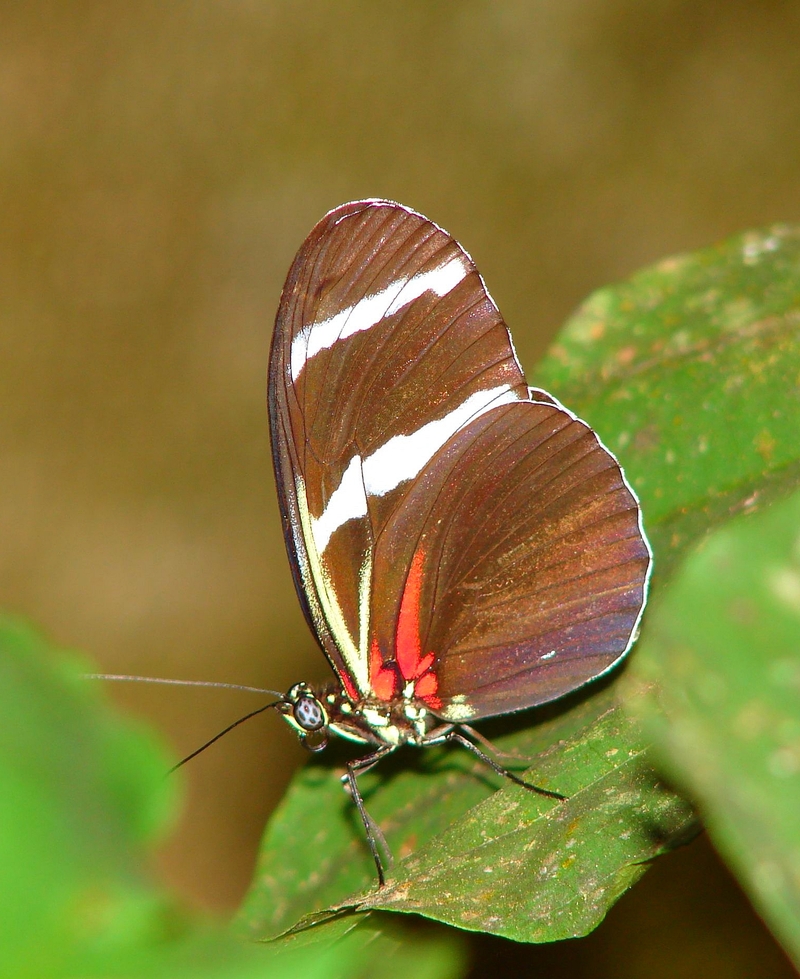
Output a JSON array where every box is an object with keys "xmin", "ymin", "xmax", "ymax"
[{"xmin": 293, "ymin": 695, "xmax": 325, "ymax": 732}]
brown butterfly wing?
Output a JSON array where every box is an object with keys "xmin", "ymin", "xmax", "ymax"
[{"xmin": 269, "ymin": 200, "xmax": 528, "ymax": 698}]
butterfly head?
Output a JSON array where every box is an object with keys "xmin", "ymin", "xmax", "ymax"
[{"xmin": 276, "ymin": 682, "xmax": 330, "ymax": 752}]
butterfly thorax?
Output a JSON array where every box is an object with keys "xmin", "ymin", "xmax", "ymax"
[{"xmin": 277, "ymin": 680, "xmax": 442, "ymax": 750}]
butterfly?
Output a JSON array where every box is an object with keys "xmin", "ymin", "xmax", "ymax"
[{"xmin": 267, "ymin": 199, "xmax": 652, "ymax": 884}]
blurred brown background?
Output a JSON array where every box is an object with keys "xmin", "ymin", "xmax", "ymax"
[{"xmin": 2, "ymin": 1, "xmax": 799, "ymax": 975}]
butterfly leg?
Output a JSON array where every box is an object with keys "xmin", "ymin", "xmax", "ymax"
[
  {"xmin": 431, "ymin": 730, "xmax": 565, "ymax": 801},
  {"xmin": 342, "ymin": 745, "xmax": 396, "ymax": 886}
]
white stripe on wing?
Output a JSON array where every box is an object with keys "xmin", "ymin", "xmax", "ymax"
[
  {"xmin": 290, "ymin": 255, "xmax": 469, "ymax": 382},
  {"xmin": 311, "ymin": 384, "xmax": 519, "ymax": 554}
]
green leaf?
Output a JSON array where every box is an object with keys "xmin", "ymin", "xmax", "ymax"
[
  {"xmin": 348, "ymin": 687, "xmax": 692, "ymax": 943},
  {"xmin": 241, "ymin": 681, "xmax": 693, "ymax": 944},
  {"xmin": 621, "ymin": 489, "xmax": 800, "ymax": 967},
  {"xmin": 0, "ymin": 616, "xmax": 182, "ymax": 978},
  {"xmin": 0, "ymin": 617, "xmax": 464, "ymax": 979},
  {"xmin": 243, "ymin": 225, "xmax": 800, "ymax": 943}
]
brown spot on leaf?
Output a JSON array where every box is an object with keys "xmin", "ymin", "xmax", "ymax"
[
  {"xmin": 755, "ymin": 429, "xmax": 777, "ymax": 462},
  {"xmin": 633, "ymin": 424, "xmax": 660, "ymax": 453},
  {"xmin": 398, "ymin": 834, "xmax": 418, "ymax": 859}
]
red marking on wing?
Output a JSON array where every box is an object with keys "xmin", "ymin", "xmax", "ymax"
[
  {"xmin": 396, "ymin": 547, "xmax": 442, "ymax": 709},
  {"xmin": 367, "ymin": 547, "xmax": 442, "ymax": 708},
  {"xmin": 370, "ymin": 636, "xmax": 397, "ymax": 701},
  {"xmin": 396, "ymin": 548, "xmax": 425, "ymax": 680},
  {"xmin": 414, "ymin": 672, "xmax": 438, "ymax": 700}
]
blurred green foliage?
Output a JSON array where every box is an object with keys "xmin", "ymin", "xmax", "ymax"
[
  {"xmin": 626, "ymin": 489, "xmax": 800, "ymax": 964},
  {"xmin": 0, "ymin": 617, "xmax": 463, "ymax": 978}
]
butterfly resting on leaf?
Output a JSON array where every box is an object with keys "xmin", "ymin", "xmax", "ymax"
[{"xmin": 264, "ymin": 199, "xmax": 652, "ymax": 884}]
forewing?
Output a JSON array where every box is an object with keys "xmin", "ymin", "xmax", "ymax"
[
  {"xmin": 268, "ymin": 200, "xmax": 527, "ymax": 697},
  {"xmin": 372, "ymin": 400, "xmax": 651, "ymax": 721}
]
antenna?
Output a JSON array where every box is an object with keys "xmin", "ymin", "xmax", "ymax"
[
  {"xmin": 85, "ymin": 673, "xmax": 284, "ymax": 698},
  {"xmin": 168, "ymin": 700, "xmax": 283, "ymax": 773},
  {"xmin": 86, "ymin": 672, "xmax": 288, "ymax": 771}
]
